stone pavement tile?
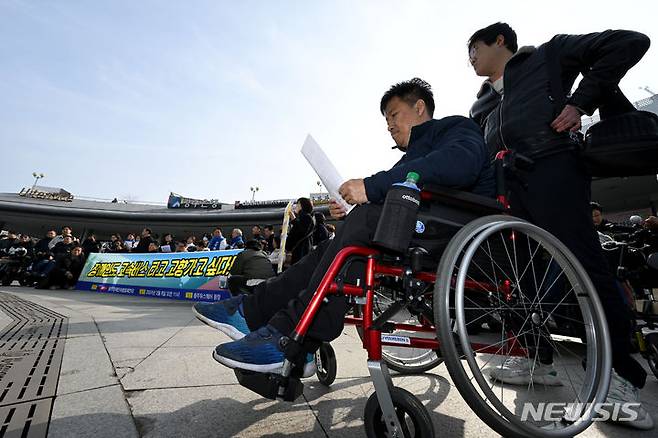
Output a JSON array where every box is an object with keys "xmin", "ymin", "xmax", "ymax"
[
  {"xmin": 161, "ymin": 320, "xmax": 231, "ymax": 347},
  {"xmin": 120, "ymin": 346, "xmax": 236, "ymax": 390},
  {"xmin": 104, "ymin": 346, "xmax": 157, "ymax": 378},
  {"xmin": 303, "ymin": 370, "xmax": 474, "ymax": 437},
  {"xmin": 57, "ymin": 333, "xmax": 119, "ymax": 395},
  {"xmin": 97, "ymin": 317, "xmax": 196, "ymax": 349},
  {"xmin": 328, "ymin": 340, "xmax": 370, "ymax": 380},
  {"xmin": 302, "ymin": 376, "xmax": 371, "ymax": 437},
  {"xmin": 126, "ymin": 385, "xmax": 323, "ymax": 438},
  {"xmin": 49, "ymin": 384, "xmax": 139, "ymax": 438}
]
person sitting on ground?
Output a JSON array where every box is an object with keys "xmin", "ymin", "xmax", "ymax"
[
  {"xmin": 208, "ymin": 228, "xmax": 228, "ymax": 251},
  {"xmin": 268, "ymin": 236, "xmax": 283, "ymax": 272},
  {"xmin": 124, "ymin": 233, "xmax": 136, "ymax": 251},
  {"xmin": 48, "ymin": 226, "xmax": 73, "ymax": 250},
  {"xmin": 110, "ymin": 240, "xmax": 128, "ymax": 253},
  {"xmin": 251, "ymin": 225, "xmax": 266, "ymax": 245},
  {"xmin": 81, "ymin": 234, "xmax": 101, "ymax": 257},
  {"xmin": 263, "ymin": 225, "xmax": 276, "ymax": 253},
  {"xmin": 160, "ymin": 233, "xmax": 176, "ymax": 253},
  {"xmin": 46, "ymin": 244, "xmax": 86, "ymax": 290},
  {"xmin": 133, "ymin": 228, "xmax": 154, "ymax": 253},
  {"xmin": 228, "ymin": 229, "xmax": 245, "ymax": 249},
  {"xmin": 227, "ymin": 240, "xmax": 276, "ymax": 296},
  {"xmin": 0, "ymin": 231, "xmax": 19, "ymax": 256},
  {"xmin": 591, "ymin": 202, "xmax": 613, "ymax": 233},
  {"xmin": 196, "ymin": 240, "xmax": 210, "ymax": 251},
  {"xmin": 52, "ymin": 235, "xmax": 75, "ymax": 259},
  {"xmin": 193, "ymin": 78, "xmax": 494, "ymax": 376},
  {"xmin": 32, "ymin": 230, "xmax": 57, "ymax": 280}
]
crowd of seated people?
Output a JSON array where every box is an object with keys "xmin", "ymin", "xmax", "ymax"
[{"xmin": 0, "ymin": 198, "xmax": 332, "ymax": 290}]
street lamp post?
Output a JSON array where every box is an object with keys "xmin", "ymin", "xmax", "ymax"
[
  {"xmin": 32, "ymin": 172, "xmax": 44, "ymax": 188},
  {"xmin": 250, "ymin": 186, "xmax": 259, "ymax": 201},
  {"xmin": 316, "ymin": 180, "xmax": 323, "ymax": 193}
]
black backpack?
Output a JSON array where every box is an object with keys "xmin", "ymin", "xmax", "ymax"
[{"xmin": 546, "ymin": 42, "xmax": 658, "ymax": 177}]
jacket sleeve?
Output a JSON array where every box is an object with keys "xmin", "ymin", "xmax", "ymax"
[
  {"xmin": 363, "ymin": 119, "xmax": 488, "ymax": 203},
  {"xmin": 551, "ymin": 30, "xmax": 650, "ymax": 115}
]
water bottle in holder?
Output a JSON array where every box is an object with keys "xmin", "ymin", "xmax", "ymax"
[{"xmin": 372, "ymin": 172, "xmax": 421, "ymax": 253}]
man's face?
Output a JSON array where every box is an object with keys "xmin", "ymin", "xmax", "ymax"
[
  {"xmin": 176, "ymin": 243, "xmax": 187, "ymax": 252},
  {"xmin": 469, "ymin": 39, "xmax": 504, "ymax": 78},
  {"xmin": 142, "ymin": 229, "xmax": 149, "ymax": 237},
  {"xmin": 263, "ymin": 228, "xmax": 273, "ymax": 238},
  {"xmin": 62, "ymin": 227, "xmax": 72, "ymax": 235},
  {"xmin": 592, "ymin": 209, "xmax": 603, "ymax": 226},
  {"xmin": 384, "ymin": 97, "xmax": 426, "ymax": 148},
  {"xmin": 47, "ymin": 230, "xmax": 56, "ymax": 239},
  {"xmin": 252, "ymin": 226, "xmax": 260, "ymax": 236},
  {"xmin": 71, "ymin": 247, "xmax": 82, "ymax": 256},
  {"xmin": 63, "ymin": 236, "xmax": 73, "ymax": 245},
  {"xmin": 213, "ymin": 229, "xmax": 221, "ymax": 237}
]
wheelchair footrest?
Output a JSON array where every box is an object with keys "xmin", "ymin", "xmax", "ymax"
[{"xmin": 234, "ymin": 369, "xmax": 304, "ymax": 402}]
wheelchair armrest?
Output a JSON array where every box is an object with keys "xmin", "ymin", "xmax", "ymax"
[{"xmin": 420, "ymin": 184, "xmax": 505, "ymax": 215}]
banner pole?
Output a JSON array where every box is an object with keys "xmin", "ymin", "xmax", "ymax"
[{"xmin": 277, "ymin": 200, "xmax": 294, "ymax": 274}]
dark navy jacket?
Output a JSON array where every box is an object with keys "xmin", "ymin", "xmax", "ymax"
[{"xmin": 363, "ymin": 116, "xmax": 495, "ymax": 203}]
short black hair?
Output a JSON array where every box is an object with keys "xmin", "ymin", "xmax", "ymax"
[
  {"xmin": 265, "ymin": 225, "xmax": 274, "ymax": 231},
  {"xmin": 590, "ymin": 202, "xmax": 603, "ymax": 213},
  {"xmin": 245, "ymin": 239, "xmax": 263, "ymax": 251},
  {"xmin": 468, "ymin": 22, "xmax": 518, "ymax": 53},
  {"xmin": 143, "ymin": 228, "xmax": 152, "ymax": 234},
  {"xmin": 380, "ymin": 78, "xmax": 435, "ymax": 117}
]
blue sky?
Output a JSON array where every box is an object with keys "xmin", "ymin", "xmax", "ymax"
[{"xmin": 2, "ymin": 1, "xmax": 657, "ymax": 203}]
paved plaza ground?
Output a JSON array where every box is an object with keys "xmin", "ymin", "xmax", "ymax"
[{"xmin": 0, "ymin": 285, "xmax": 656, "ymax": 438}]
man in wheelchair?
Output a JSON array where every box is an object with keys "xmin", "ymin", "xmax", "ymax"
[{"xmin": 194, "ymin": 78, "xmax": 495, "ymax": 375}]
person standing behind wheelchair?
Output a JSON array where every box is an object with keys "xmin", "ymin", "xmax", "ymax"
[
  {"xmin": 285, "ymin": 197, "xmax": 316, "ymax": 265},
  {"xmin": 467, "ymin": 22, "xmax": 652, "ymax": 429}
]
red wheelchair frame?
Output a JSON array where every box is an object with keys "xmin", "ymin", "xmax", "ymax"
[{"xmin": 292, "ymin": 244, "xmax": 527, "ymax": 367}]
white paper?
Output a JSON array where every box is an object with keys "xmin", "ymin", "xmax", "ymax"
[{"xmin": 301, "ymin": 134, "xmax": 354, "ymax": 213}]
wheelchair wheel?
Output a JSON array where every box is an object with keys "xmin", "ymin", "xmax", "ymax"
[
  {"xmin": 645, "ymin": 333, "xmax": 658, "ymax": 379},
  {"xmin": 354, "ymin": 290, "xmax": 443, "ymax": 374},
  {"xmin": 434, "ymin": 215, "xmax": 611, "ymax": 438},
  {"xmin": 363, "ymin": 386, "xmax": 434, "ymax": 438},
  {"xmin": 315, "ymin": 342, "xmax": 337, "ymax": 387}
]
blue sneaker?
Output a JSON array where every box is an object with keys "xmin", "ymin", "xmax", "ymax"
[
  {"xmin": 193, "ymin": 296, "xmax": 250, "ymax": 340},
  {"xmin": 213, "ymin": 325, "xmax": 316, "ymax": 377}
]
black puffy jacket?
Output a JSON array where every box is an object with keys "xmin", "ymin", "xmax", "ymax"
[{"xmin": 470, "ymin": 30, "xmax": 650, "ymax": 159}]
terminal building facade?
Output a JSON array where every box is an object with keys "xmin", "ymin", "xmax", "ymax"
[{"xmin": 2, "ymin": 94, "xmax": 657, "ymax": 238}]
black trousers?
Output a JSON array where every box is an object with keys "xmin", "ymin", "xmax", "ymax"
[
  {"xmin": 508, "ymin": 150, "xmax": 647, "ymax": 388},
  {"xmin": 243, "ymin": 204, "xmax": 381, "ymax": 343}
]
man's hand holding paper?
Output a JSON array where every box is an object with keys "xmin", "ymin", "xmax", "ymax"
[{"xmin": 338, "ymin": 179, "xmax": 368, "ymax": 205}]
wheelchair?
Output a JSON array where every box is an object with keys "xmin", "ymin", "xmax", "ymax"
[{"xmin": 234, "ymin": 167, "xmax": 612, "ymax": 437}]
